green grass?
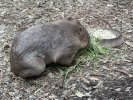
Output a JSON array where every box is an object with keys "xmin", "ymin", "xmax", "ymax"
[{"xmin": 56, "ymin": 37, "xmax": 111, "ymax": 79}]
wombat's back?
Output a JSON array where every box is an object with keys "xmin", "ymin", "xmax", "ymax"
[{"xmin": 11, "ymin": 24, "xmax": 58, "ymax": 55}]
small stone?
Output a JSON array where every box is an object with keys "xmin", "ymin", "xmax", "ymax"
[
  {"xmin": 77, "ymin": 0, "xmax": 86, "ymax": 5},
  {"xmin": 85, "ymin": 92, "xmax": 91, "ymax": 97},
  {"xmin": 87, "ymin": 98, "xmax": 92, "ymax": 100},
  {"xmin": 71, "ymin": 84, "xmax": 76, "ymax": 90},
  {"xmin": 0, "ymin": 25, "xmax": 6, "ymax": 34},
  {"xmin": 29, "ymin": 95, "xmax": 37, "ymax": 100},
  {"xmin": 126, "ymin": 87, "xmax": 131, "ymax": 91},
  {"xmin": 129, "ymin": 74, "xmax": 133, "ymax": 78},
  {"xmin": 49, "ymin": 94, "xmax": 57, "ymax": 99},
  {"xmin": 48, "ymin": 72, "xmax": 55, "ymax": 78},
  {"xmin": 15, "ymin": 95, "xmax": 22, "ymax": 99},
  {"xmin": 107, "ymin": 4, "xmax": 113, "ymax": 7},
  {"xmin": 75, "ymin": 91, "xmax": 85, "ymax": 97},
  {"xmin": 14, "ymin": 89, "xmax": 19, "ymax": 94},
  {"xmin": 42, "ymin": 93, "xmax": 49, "ymax": 97},
  {"xmin": 127, "ymin": 30, "xmax": 133, "ymax": 33},
  {"xmin": 9, "ymin": 91, "xmax": 15, "ymax": 96},
  {"xmin": 0, "ymin": 9, "xmax": 6, "ymax": 16},
  {"xmin": 109, "ymin": 98, "xmax": 114, "ymax": 100},
  {"xmin": 115, "ymin": 88, "xmax": 121, "ymax": 91}
]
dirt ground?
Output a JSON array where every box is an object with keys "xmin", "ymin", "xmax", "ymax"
[{"xmin": 0, "ymin": 0, "xmax": 133, "ymax": 100}]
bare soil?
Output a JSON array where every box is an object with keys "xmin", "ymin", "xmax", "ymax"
[{"xmin": 0, "ymin": 0, "xmax": 133, "ymax": 100}]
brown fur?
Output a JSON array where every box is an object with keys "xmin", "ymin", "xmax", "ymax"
[{"xmin": 10, "ymin": 18, "xmax": 90, "ymax": 78}]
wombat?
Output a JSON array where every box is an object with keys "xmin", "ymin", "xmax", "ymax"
[{"xmin": 10, "ymin": 18, "xmax": 90, "ymax": 78}]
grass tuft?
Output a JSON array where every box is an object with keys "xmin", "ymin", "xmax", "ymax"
[{"xmin": 57, "ymin": 36, "xmax": 111, "ymax": 79}]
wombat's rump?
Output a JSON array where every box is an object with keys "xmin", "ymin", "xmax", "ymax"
[{"xmin": 10, "ymin": 18, "xmax": 89, "ymax": 78}]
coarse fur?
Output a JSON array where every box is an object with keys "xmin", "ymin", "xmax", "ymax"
[{"xmin": 10, "ymin": 18, "xmax": 90, "ymax": 78}]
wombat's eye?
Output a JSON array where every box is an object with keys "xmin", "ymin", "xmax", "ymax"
[
  {"xmin": 79, "ymin": 28, "xmax": 82, "ymax": 32},
  {"xmin": 67, "ymin": 17, "xmax": 73, "ymax": 20}
]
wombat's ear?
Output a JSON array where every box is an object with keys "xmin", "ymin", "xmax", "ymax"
[{"xmin": 66, "ymin": 17, "xmax": 73, "ymax": 20}]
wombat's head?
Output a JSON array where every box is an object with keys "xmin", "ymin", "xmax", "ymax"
[{"xmin": 65, "ymin": 17, "xmax": 90, "ymax": 48}]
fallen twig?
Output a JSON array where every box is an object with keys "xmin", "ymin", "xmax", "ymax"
[
  {"xmin": 90, "ymin": 73, "xmax": 106, "ymax": 77},
  {"xmin": 34, "ymin": 82, "xmax": 48, "ymax": 95},
  {"xmin": 125, "ymin": 41, "xmax": 133, "ymax": 48},
  {"xmin": 112, "ymin": 69, "xmax": 129, "ymax": 76},
  {"xmin": 93, "ymin": 15, "xmax": 112, "ymax": 28},
  {"xmin": 122, "ymin": 59, "xmax": 133, "ymax": 63}
]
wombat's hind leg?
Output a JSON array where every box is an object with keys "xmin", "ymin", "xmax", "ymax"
[{"xmin": 19, "ymin": 52, "xmax": 45, "ymax": 78}]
